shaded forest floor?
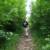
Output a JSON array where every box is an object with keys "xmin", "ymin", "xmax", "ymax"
[
  {"xmin": 16, "ymin": 27, "xmax": 37, "ymax": 50},
  {"xmin": 17, "ymin": 34, "xmax": 33, "ymax": 50}
]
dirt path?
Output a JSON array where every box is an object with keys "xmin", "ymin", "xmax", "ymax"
[
  {"xmin": 16, "ymin": 27, "xmax": 35, "ymax": 50},
  {"xmin": 17, "ymin": 36, "xmax": 33, "ymax": 50}
]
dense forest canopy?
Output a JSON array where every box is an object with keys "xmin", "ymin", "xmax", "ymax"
[
  {"xmin": 0, "ymin": 0, "xmax": 26, "ymax": 50},
  {"xmin": 0, "ymin": 0, "xmax": 26, "ymax": 32},
  {"xmin": 30, "ymin": 0, "xmax": 50, "ymax": 50}
]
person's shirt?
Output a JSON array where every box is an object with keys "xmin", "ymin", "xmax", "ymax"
[{"xmin": 23, "ymin": 21, "xmax": 28, "ymax": 28}]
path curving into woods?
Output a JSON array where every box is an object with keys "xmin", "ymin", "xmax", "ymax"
[{"xmin": 16, "ymin": 27, "xmax": 36, "ymax": 50}]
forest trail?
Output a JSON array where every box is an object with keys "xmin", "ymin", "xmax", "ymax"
[{"xmin": 16, "ymin": 27, "xmax": 36, "ymax": 50}]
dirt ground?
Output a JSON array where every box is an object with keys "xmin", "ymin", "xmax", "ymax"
[{"xmin": 16, "ymin": 27, "xmax": 36, "ymax": 50}]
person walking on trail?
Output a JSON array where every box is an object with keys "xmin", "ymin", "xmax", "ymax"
[
  {"xmin": 23, "ymin": 20, "xmax": 29, "ymax": 38},
  {"xmin": 23, "ymin": 20, "xmax": 28, "ymax": 28}
]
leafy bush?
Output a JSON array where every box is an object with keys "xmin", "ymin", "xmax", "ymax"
[
  {"xmin": 3, "ymin": 20, "xmax": 17, "ymax": 32},
  {"xmin": 30, "ymin": 0, "xmax": 50, "ymax": 50},
  {"xmin": 0, "ymin": 30, "xmax": 6, "ymax": 48},
  {"xmin": 0, "ymin": 0, "xmax": 25, "ymax": 50}
]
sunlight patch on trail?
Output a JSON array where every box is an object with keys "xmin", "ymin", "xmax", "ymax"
[
  {"xmin": 25, "ymin": 0, "xmax": 32, "ymax": 37},
  {"xmin": 26, "ymin": 0, "xmax": 32, "ymax": 21},
  {"xmin": 26, "ymin": 0, "xmax": 36, "ymax": 21}
]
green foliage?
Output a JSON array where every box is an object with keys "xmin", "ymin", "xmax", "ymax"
[
  {"xmin": 30, "ymin": 0, "xmax": 50, "ymax": 50},
  {"xmin": 0, "ymin": 0, "xmax": 26, "ymax": 50},
  {"xmin": 3, "ymin": 20, "xmax": 17, "ymax": 32},
  {"xmin": 30, "ymin": 0, "xmax": 50, "ymax": 37},
  {"xmin": 0, "ymin": 30, "xmax": 6, "ymax": 48},
  {"xmin": 0, "ymin": 0, "xmax": 26, "ymax": 33}
]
